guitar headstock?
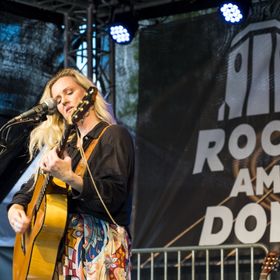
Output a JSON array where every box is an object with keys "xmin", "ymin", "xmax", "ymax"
[
  {"xmin": 71, "ymin": 86, "xmax": 97, "ymax": 124},
  {"xmin": 260, "ymin": 251, "xmax": 280, "ymax": 279}
]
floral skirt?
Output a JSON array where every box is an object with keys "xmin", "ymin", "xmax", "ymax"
[{"xmin": 59, "ymin": 213, "xmax": 131, "ymax": 280}]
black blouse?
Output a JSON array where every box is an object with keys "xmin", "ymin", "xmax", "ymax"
[{"xmin": 8, "ymin": 121, "xmax": 135, "ymax": 226}]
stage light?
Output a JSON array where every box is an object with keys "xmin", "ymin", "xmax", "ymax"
[
  {"xmin": 219, "ymin": 1, "xmax": 250, "ymax": 24},
  {"xmin": 108, "ymin": 16, "xmax": 138, "ymax": 45}
]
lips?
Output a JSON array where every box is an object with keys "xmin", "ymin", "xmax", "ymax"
[{"xmin": 65, "ymin": 107, "xmax": 73, "ymax": 114}]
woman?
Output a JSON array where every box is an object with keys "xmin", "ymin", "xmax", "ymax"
[{"xmin": 7, "ymin": 68, "xmax": 134, "ymax": 279}]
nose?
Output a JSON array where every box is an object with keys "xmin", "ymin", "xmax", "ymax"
[{"xmin": 61, "ymin": 96, "xmax": 69, "ymax": 106}]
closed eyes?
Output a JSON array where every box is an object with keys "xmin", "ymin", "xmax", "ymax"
[{"xmin": 54, "ymin": 96, "xmax": 62, "ymax": 105}]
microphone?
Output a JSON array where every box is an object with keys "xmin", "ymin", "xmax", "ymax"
[{"xmin": 12, "ymin": 98, "xmax": 57, "ymax": 122}]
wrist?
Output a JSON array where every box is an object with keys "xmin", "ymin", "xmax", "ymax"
[
  {"xmin": 11, "ymin": 204, "xmax": 24, "ymax": 211},
  {"xmin": 66, "ymin": 171, "xmax": 83, "ymax": 192}
]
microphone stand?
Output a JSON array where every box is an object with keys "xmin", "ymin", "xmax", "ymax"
[
  {"xmin": 0, "ymin": 115, "xmax": 47, "ymax": 203},
  {"xmin": 0, "ymin": 113, "xmax": 47, "ymax": 156}
]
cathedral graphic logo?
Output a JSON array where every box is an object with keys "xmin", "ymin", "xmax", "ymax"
[{"xmin": 218, "ymin": 19, "xmax": 280, "ymax": 121}]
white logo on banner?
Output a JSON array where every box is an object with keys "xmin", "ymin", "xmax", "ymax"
[
  {"xmin": 192, "ymin": 19, "xmax": 280, "ymax": 245},
  {"xmin": 218, "ymin": 19, "xmax": 280, "ymax": 120}
]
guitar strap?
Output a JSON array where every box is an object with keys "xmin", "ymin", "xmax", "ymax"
[
  {"xmin": 74, "ymin": 124, "xmax": 110, "ymax": 177},
  {"xmin": 73, "ymin": 124, "xmax": 119, "ymax": 226}
]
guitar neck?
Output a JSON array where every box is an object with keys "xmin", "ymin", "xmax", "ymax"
[
  {"xmin": 259, "ymin": 251, "xmax": 280, "ymax": 280},
  {"xmin": 56, "ymin": 123, "xmax": 74, "ymax": 158},
  {"xmin": 35, "ymin": 124, "xmax": 74, "ymax": 211},
  {"xmin": 259, "ymin": 273, "xmax": 268, "ymax": 280}
]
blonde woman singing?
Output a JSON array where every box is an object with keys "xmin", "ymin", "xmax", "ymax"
[{"xmin": 7, "ymin": 68, "xmax": 134, "ymax": 279}]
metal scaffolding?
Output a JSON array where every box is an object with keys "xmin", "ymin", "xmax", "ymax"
[
  {"xmin": 61, "ymin": 2, "xmax": 115, "ymax": 105},
  {"xmin": 8, "ymin": 0, "xmax": 219, "ymax": 111},
  {"xmin": 9, "ymin": 0, "xmax": 116, "ymax": 106}
]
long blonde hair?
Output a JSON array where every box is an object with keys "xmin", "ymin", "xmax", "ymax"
[{"xmin": 29, "ymin": 68, "xmax": 116, "ymax": 160}]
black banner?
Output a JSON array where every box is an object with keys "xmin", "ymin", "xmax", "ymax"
[
  {"xmin": 0, "ymin": 11, "xmax": 64, "ymax": 117},
  {"xmin": 133, "ymin": 1, "xmax": 280, "ymax": 254},
  {"xmin": 0, "ymin": 11, "xmax": 64, "ymax": 242}
]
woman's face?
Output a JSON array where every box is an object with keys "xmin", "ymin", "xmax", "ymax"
[{"xmin": 51, "ymin": 76, "xmax": 86, "ymax": 122}]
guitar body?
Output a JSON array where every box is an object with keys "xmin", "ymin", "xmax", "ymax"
[{"xmin": 13, "ymin": 174, "xmax": 68, "ymax": 280}]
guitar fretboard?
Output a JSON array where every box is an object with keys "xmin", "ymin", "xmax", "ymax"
[{"xmin": 35, "ymin": 124, "xmax": 74, "ymax": 211}]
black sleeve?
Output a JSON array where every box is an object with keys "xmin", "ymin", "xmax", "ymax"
[
  {"xmin": 72, "ymin": 125, "xmax": 134, "ymax": 215},
  {"xmin": 7, "ymin": 176, "xmax": 35, "ymax": 211}
]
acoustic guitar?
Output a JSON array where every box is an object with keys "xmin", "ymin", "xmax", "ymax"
[
  {"xmin": 259, "ymin": 251, "xmax": 279, "ymax": 280},
  {"xmin": 13, "ymin": 86, "xmax": 96, "ymax": 280}
]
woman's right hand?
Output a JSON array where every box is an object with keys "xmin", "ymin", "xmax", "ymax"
[{"xmin": 8, "ymin": 204, "xmax": 31, "ymax": 233}]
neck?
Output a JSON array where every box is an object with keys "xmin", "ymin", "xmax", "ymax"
[{"xmin": 77, "ymin": 111, "xmax": 100, "ymax": 138}]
